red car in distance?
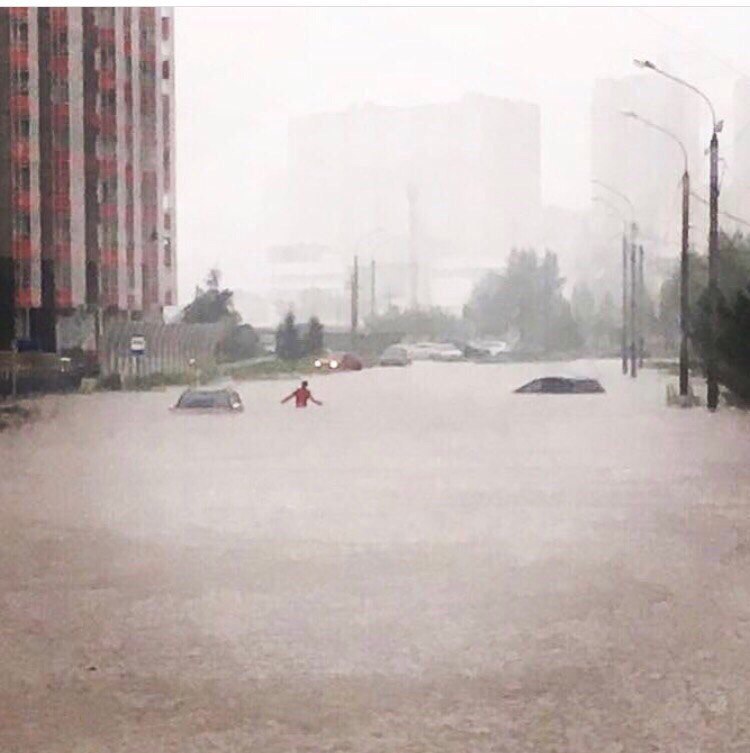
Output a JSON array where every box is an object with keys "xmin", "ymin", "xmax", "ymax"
[{"xmin": 313, "ymin": 352, "xmax": 363, "ymax": 372}]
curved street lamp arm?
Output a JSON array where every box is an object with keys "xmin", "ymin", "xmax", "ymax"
[
  {"xmin": 622, "ymin": 111, "xmax": 688, "ymax": 173},
  {"xmin": 634, "ymin": 60, "xmax": 717, "ymax": 133},
  {"xmin": 591, "ymin": 179, "xmax": 635, "ymax": 226},
  {"xmin": 592, "ymin": 195, "xmax": 627, "ymax": 232}
]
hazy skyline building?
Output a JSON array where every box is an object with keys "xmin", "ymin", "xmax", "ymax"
[
  {"xmin": 286, "ymin": 93, "xmax": 542, "ymax": 313},
  {"xmin": 591, "ymin": 73, "xmax": 702, "ymax": 271},
  {"xmin": 0, "ymin": 7, "xmax": 176, "ymax": 351},
  {"xmin": 726, "ymin": 77, "xmax": 750, "ymax": 231}
]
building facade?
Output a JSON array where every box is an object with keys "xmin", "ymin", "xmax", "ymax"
[{"xmin": 0, "ymin": 7, "xmax": 176, "ymax": 351}]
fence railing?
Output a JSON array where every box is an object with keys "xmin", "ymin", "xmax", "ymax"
[{"xmin": 99, "ymin": 320, "xmax": 230, "ymax": 381}]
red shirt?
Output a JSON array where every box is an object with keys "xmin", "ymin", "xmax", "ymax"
[{"xmin": 293, "ymin": 387, "xmax": 312, "ymax": 407}]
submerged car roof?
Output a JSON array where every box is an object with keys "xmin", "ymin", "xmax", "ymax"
[{"xmin": 515, "ymin": 376, "xmax": 605, "ymax": 394}]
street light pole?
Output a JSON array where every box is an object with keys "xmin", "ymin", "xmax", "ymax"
[
  {"xmin": 622, "ymin": 232, "xmax": 628, "ymax": 374},
  {"xmin": 630, "ymin": 232, "xmax": 638, "ymax": 378},
  {"xmin": 680, "ymin": 169, "xmax": 690, "ymax": 396},
  {"xmin": 638, "ymin": 244, "xmax": 645, "ymax": 368},
  {"xmin": 634, "ymin": 59, "xmax": 722, "ymax": 409},
  {"xmin": 707, "ymin": 131, "xmax": 720, "ymax": 410},
  {"xmin": 351, "ymin": 255, "xmax": 359, "ymax": 350},
  {"xmin": 592, "ymin": 181, "xmax": 637, "ymax": 376},
  {"xmin": 621, "ymin": 110, "xmax": 690, "ymax": 393}
]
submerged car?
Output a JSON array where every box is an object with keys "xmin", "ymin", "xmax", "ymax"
[
  {"xmin": 429, "ymin": 343, "xmax": 465, "ymax": 362},
  {"xmin": 515, "ymin": 376, "xmax": 605, "ymax": 394},
  {"xmin": 314, "ymin": 352, "xmax": 363, "ymax": 371},
  {"xmin": 172, "ymin": 388, "xmax": 244, "ymax": 412},
  {"xmin": 379, "ymin": 345, "xmax": 411, "ymax": 367},
  {"xmin": 466, "ymin": 340, "xmax": 510, "ymax": 360}
]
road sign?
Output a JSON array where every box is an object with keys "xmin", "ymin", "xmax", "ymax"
[{"xmin": 129, "ymin": 335, "xmax": 146, "ymax": 355}]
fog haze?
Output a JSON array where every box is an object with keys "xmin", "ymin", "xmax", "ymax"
[{"xmin": 175, "ymin": 8, "xmax": 750, "ymax": 311}]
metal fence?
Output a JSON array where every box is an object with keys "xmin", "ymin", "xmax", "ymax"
[{"xmin": 99, "ymin": 320, "xmax": 230, "ymax": 380}]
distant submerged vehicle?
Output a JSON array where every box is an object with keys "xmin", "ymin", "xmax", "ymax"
[
  {"xmin": 379, "ymin": 345, "xmax": 411, "ymax": 367},
  {"xmin": 515, "ymin": 376, "xmax": 605, "ymax": 394}
]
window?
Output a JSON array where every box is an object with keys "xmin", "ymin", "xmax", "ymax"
[
  {"xmin": 15, "ymin": 213, "xmax": 31, "ymax": 238},
  {"xmin": 15, "ymin": 21, "xmax": 29, "ymax": 45},
  {"xmin": 16, "ymin": 118, "xmax": 31, "ymax": 138},
  {"xmin": 13, "ymin": 68, "xmax": 29, "ymax": 94},
  {"xmin": 15, "ymin": 164, "xmax": 30, "ymax": 190},
  {"xmin": 53, "ymin": 80, "xmax": 69, "ymax": 100},
  {"xmin": 162, "ymin": 60, "xmax": 170, "ymax": 79}
]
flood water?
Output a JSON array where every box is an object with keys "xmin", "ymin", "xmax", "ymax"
[{"xmin": 2, "ymin": 360, "xmax": 750, "ymax": 751}]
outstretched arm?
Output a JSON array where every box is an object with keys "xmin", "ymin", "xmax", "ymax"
[
  {"xmin": 281, "ymin": 392, "xmax": 295, "ymax": 404},
  {"xmin": 311, "ymin": 395, "xmax": 323, "ymax": 406}
]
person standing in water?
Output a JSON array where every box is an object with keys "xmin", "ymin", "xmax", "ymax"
[{"xmin": 281, "ymin": 380, "xmax": 323, "ymax": 408}]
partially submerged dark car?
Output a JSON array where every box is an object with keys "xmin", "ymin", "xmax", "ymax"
[
  {"xmin": 515, "ymin": 376, "xmax": 605, "ymax": 394},
  {"xmin": 172, "ymin": 388, "xmax": 244, "ymax": 412}
]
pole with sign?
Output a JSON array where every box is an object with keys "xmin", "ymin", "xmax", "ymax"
[{"xmin": 130, "ymin": 335, "xmax": 146, "ymax": 388}]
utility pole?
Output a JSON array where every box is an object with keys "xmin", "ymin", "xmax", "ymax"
[
  {"xmin": 351, "ymin": 255, "xmax": 359, "ymax": 350},
  {"xmin": 592, "ymin": 182, "xmax": 635, "ymax": 377},
  {"xmin": 677, "ymin": 162, "xmax": 692, "ymax": 397},
  {"xmin": 407, "ymin": 184, "xmax": 418, "ymax": 310},
  {"xmin": 630, "ymin": 225, "xmax": 638, "ymax": 378},
  {"xmin": 638, "ymin": 244, "xmax": 645, "ymax": 368},
  {"xmin": 707, "ymin": 131, "xmax": 720, "ymax": 410},
  {"xmin": 680, "ymin": 170, "xmax": 690, "ymax": 397},
  {"xmin": 633, "ymin": 59, "xmax": 719, "ymax": 407},
  {"xmin": 621, "ymin": 109, "xmax": 691, "ymax": 395},
  {"xmin": 621, "ymin": 231, "xmax": 628, "ymax": 375},
  {"xmin": 370, "ymin": 258, "xmax": 376, "ymax": 319}
]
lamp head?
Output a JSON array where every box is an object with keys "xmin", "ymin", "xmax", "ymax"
[{"xmin": 633, "ymin": 59, "xmax": 656, "ymax": 70}]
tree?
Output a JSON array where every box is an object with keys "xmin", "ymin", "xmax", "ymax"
[
  {"xmin": 660, "ymin": 232, "xmax": 750, "ymax": 356},
  {"xmin": 465, "ymin": 248, "xmax": 580, "ymax": 353},
  {"xmin": 276, "ymin": 312, "xmax": 301, "ymax": 361},
  {"xmin": 367, "ymin": 306, "xmax": 468, "ymax": 341},
  {"xmin": 220, "ymin": 323, "xmax": 260, "ymax": 362},
  {"xmin": 182, "ymin": 269, "xmax": 239, "ymax": 325},
  {"xmin": 305, "ymin": 316, "xmax": 325, "ymax": 355},
  {"xmin": 661, "ymin": 232, "xmax": 750, "ymax": 401}
]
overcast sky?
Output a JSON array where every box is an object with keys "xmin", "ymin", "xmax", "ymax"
[{"xmin": 174, "ymin": 7, "xmax": 750, "ymax": 300}]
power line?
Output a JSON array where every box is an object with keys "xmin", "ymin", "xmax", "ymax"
[
  {"xmin": 690, "ymin": 191, "xmax": 750, "ymax": 228},
  {"xmin": 633, "ymin": 8, "xmax": 750, "ymax": 80}
]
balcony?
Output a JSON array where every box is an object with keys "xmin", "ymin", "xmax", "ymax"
[
  {"xmin": 12, "ymin": 238, "xmax": 32, "ymax": 259},
  {"xmin": 13, "ymin": 191, "xmax": 31, "ymax": 212},
  {"xmin": 10, "ymin": 94, "xmax": 30, "ymax": 113},
  {"xmin": 99, "ymin": 202, "xmax": 118, "ymax": 221},
  {"xmin": 53, "ymin": 194, "xmax": 70, "ymax": 212},
  {"xmin": 11, "ymin": 141, "xmax": 30, "ymax": 161}
]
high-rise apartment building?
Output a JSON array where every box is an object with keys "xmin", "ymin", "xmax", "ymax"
[
  {"xmin": 591, "ymin": 74, "xmax": 702, "ymax": 260},
  {"xmin": 726, "ymin": 77, "xmax": 750, "ymax": 231},
  {"xmin": 0, "ymin": 7, "xmax": 176, "ymax": 351}
]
